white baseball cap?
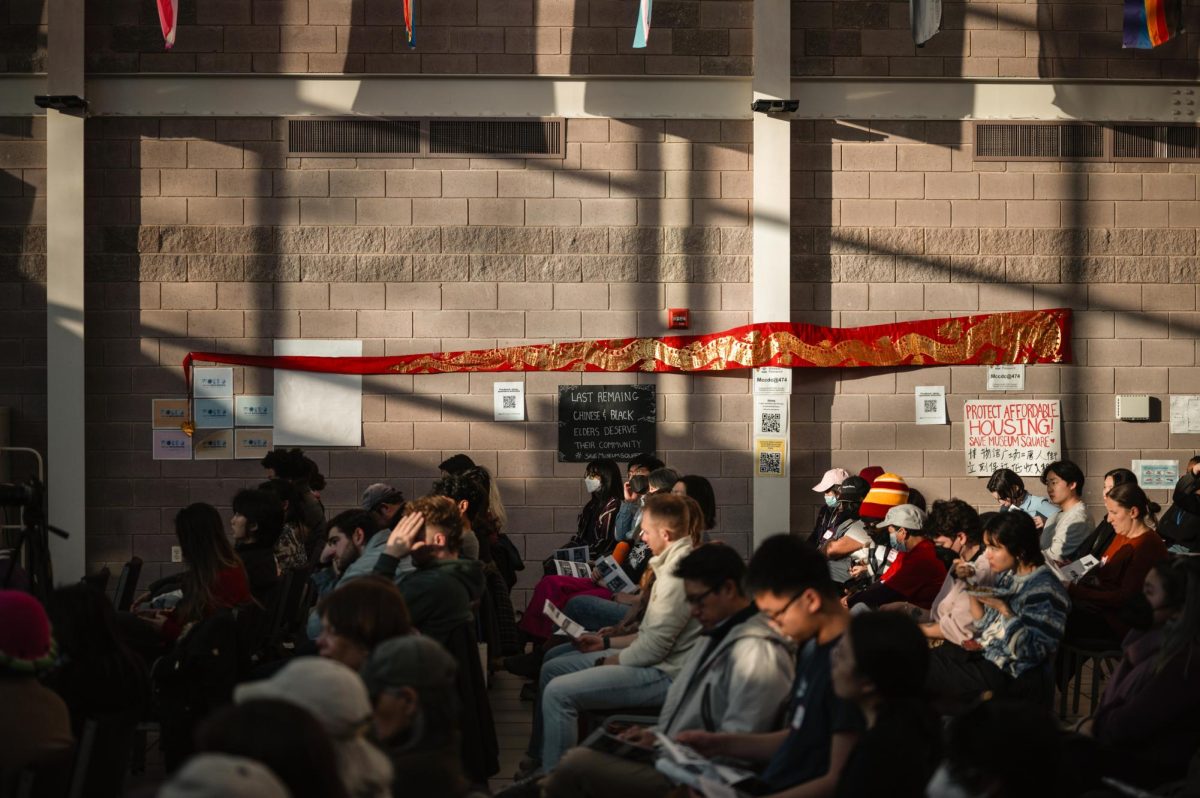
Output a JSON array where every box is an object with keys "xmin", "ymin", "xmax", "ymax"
[
  {"xmin": 812, "ymin": 468, "xmax": 851, "ymax": 493},
  {"xmin": 881, "ymin": 504, "xmax": 927, "ymax": 532},
  {"xmin": 234, "ymin": 657, "xmax": 371, "ymax": 739},
  {"xmin": 158, "ymin": 754, "xmax": 290, "ymax": 798}
]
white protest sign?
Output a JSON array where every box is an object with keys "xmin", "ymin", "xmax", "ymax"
[
  {"xmin": 963, "ymin": 399, "xmax": 1061, "ymax": 476},
  {"xmin": 987, "ymin": 365, "xmax": 1026, "ymax": 392}
]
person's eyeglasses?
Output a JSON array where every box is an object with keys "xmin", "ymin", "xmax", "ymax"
[
  {"xmin": 763, "ymin": 591, "xmax": 804, "ymax": 622},
  {"xmin": 684, "ymin": 587, "xmax": 715, "ymax": 606}
]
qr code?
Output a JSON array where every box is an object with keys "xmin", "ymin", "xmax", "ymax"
[
  {"xmin": 761, "ymin": 413, "xmax": 782, "ymax": 434},
  {"xmin": 923, "ymin": 399, "xmax": 939, "ymax": 413},
  {"xmin": 502, "ymin": 395, "xmax": 517, "ymax": 409},
  {"xmin": 759, "ymin": 451, "xmax": 782, "ymax": 473}
]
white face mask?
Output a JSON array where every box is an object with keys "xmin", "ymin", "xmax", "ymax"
[{"xmin": 584, "ymin": 477, "xmax": 602, "ymax": 493}]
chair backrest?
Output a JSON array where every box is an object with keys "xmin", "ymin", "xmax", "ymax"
[
  {"xmin": 81, "ymin": 568, "xmax": 110, "ymax": 596},
  {"xmin": 112, "ymin": 557, "xmax": 143, "ymax": 612}
]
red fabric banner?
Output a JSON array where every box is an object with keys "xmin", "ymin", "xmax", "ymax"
[{"xmin": 184, "ymin": 308, "xmax": 1070, "ymax": 386}]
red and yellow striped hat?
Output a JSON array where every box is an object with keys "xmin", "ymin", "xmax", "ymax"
[{"xmin": 858, "ymin": 473, "xmax": 909, "ymax": 520}]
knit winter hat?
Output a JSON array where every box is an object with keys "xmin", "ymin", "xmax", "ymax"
[
  {"xmin": 858, "ymin": 473, "xmax": 910, "ymax": 521},
  {"xmin": 0, "ymin": 590, "xmax": 56, "ymax": 674},
  {"xmin": 858, "ymin": 466, "xmax": 885, "ymax": 487}
]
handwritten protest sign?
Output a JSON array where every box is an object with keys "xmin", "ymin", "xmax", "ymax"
[{"xmin": 964, "ymin": 399, "xmax": 1061, "ymax": 477}]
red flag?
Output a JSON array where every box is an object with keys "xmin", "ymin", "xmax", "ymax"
[{"xmin": 156, "ymin": 0, "xmax": 178, "ymax": 49}]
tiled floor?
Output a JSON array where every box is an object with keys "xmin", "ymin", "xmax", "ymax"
[{"xmin": 489, "ymin": 670, "xmax": 535, "ymax": 793}]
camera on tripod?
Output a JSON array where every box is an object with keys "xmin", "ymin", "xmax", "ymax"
[{"xmin": 0, "ymin": 478, "xmax": 43, "ymax": 509}]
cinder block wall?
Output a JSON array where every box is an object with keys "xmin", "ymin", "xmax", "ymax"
[
  {"xmin": 83, "ymin": 116, "xmax": 754, "ymax": 591},
  {"xmin": 788, "ymin": 119, "xmax": 1200, "ymax": 533}
]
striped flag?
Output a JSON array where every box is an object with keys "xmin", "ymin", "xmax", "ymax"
[
  {"xmin": 156, "ymin": 0, "xmax": 178, "ymax": 49},
  {"xmin": 632, "ymin": 0, "xmax": 652, "ymax": 48},
  {"xmin": 403, "ymin": 0, "xmax": 416, "ymax": 48},
  {"xmin": 1123, "ymin": 0, "xmax": 1181, "ymax": 48}
]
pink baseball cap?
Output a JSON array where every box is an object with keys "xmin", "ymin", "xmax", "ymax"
[{"xmin": 812, "ymin": 468, "xmax": 851, "ymax": 493}]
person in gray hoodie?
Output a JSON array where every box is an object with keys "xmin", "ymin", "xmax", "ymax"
[{"xmin": 543, "ymin": 545, "xmax": 795, "ymax": 798}]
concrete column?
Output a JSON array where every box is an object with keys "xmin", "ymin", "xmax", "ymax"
[
  {"xmin": 45, "ymin": 0, "xmax": 86, "ymax": 581},
  {"xmin": 751, "ymin": 0, "xmax": 792, "ymax": 549}
]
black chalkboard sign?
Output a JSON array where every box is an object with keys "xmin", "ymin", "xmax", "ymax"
[{"xmin": 557, "ymin": 385, "xmax": 656, "ymax": 463}]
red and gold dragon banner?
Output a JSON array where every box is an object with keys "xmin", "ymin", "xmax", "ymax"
[{"xmin": 184, "ymin": 308, "xmax": 1070, "ymax": 385}]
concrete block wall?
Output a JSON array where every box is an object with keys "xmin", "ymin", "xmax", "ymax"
[
  {"xmin": 788, "ymin": 118, "xmax": 1200, "ymax": 533},
  {"xmin": 80, "ymin": 0, "xmax": 752, "ymax": 75},
  {"xmin": 82, "ymin": 116, "xmax": 754, "ymax": 590}
]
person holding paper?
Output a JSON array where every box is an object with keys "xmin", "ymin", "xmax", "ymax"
[
  {"xmin": 1070, "ymin": 468, "xmax": 1138, "ymax": 562},
  {"xmin": 1065, "ymin": 482, "xmax": 1169, "ymax": 648},
  {"xmin": 1038, "ymin": 460, "xmax": 1092, "ymax": 563},
  {"xmin": 909, "ymin": 501, "xmax": 995, "ymax": 645},
  {"xmin": 987, "ymin": 468, "xmax": 1058, "ymax": 522}
]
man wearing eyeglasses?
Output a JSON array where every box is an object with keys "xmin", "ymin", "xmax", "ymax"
[
  {"xmin": 674, "ymin": 535, "xmax": 863, "ymax": 798},
  {"xmin": 543, "ymin": 545, "xmax": 795, "ymax": 798}
]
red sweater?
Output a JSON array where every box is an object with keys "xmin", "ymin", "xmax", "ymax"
[
  {"xmin": 880, "ymin": 538, "xmax": 947, "ymax": 610},
  {"xmin": 1070, "ymin": 532, "xmax": 1169, "ymax": 635},
  {"xmin": 162, "ymin": 565, "xmax": 253, "ymax": 641}
]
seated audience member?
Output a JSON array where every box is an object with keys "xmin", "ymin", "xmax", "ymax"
[
  {"xmin": 230, "ymin": 488, "xmax": 285, "ymax": 601},
  {"xmin": 1067, "ymin": 482, "xmax": 1170, "ymax": 647},
  {"xmin": 820, "ymin": 475, "xmax": 872, "ymax": 585},
  {"xmin": 918, "ymin": 506, "xmax": 995, "ymax": 645},
  {"xmin": 432, "ymin": 472, "xmax": 488, "ymax": 561},
  {"xmin": 138, "ymin": 502, "xmax": 253, "ymax": 643},
  {"xmin": 560, "ymin": 459, "xmax": 625, "ymax": 560},
  {"xmin": 261, "ymin": 447, "xmax": 325, "ymax": 532},
  {"xmin": 306, "ymin": 510, "xmax": 386, "ymax": 638},
  {"xmin": 830, "ymin": 612, "xmax": 940, "ymax": 798},
  {"xmin": 988, "ymin": 467, "xmax": 1058, "ymax": 521},
  {"xmin": 1084, "ymin": 558, "xmax": 1200, "ymax": 789},
  {"xmin": 361, "ymin": 635, "xmax": 474, "ymax": 798},
  {"xmin": 1038, "ymin": 460, "xmax": 1091, "ymax": 562},
  {"xmin": 522, "ymin": 493, "xmax": 702, "ymax": 776},
  {"xmin": 848, "ymin": 504, "xmax": 946, "ymax": 611},
  {"xmin": 671, "ymin": 475, "xmax": 718, "ymax": 539},
  {"xmin": 376, "ymin": 496, "xmax": 484, "ymax": 646},
  {"xmin": 1071, "ymin": 468, "xmax": 1137, "ymax": 561},
  {"xmin": 196, "ymin": 699, "xmax": 349, "ymax": 798},
  {"xmin": 925, "ymin": 511, "xmax": 1069, "ymax": 704},
  {"xmin": 316, "ymin": 576, "xmax": 412, "ymax": 670},
  {"xmin": 439, "ymin": 453, "xmax": 476, "ymax": 476},
  {"xmin": 1157, "ymin": 456, "xmax": 1200, "ymax": 552},
  {"xmin": 157, "ymin": 753, "xmax": 291, "ymax": 798},
  {"xmin": 811, "ymin": 468, "xmax": 851, "ymax": 541},
  {"xmin": 842, "ymin": 473, "xmax": 911, "ymax": 585},
  {"xmin": 673, "ymin": 535, "xmax": 865, "ymax": 798},
  {"xmin": 927, "ymin": 700, "xmax": 1067, "ymax": 797},
  {"xmin": 543, "ymin": 545, "xmax": 796, "ymax": 798},
  {"xmin": 361, "ymin": 483, "xmax": 406, "ymax": 534},
  {"xmin": 0, "ymin": 591, "xmax": 72, "ymax": 772},
  {"xmin": 258, "ymin": 478, "xmax": 310, "ymax": 572},
  {"xmin": 235, "ymin": 657, "xmax": 393, "ymax": 798},
  {"xmin": 44, "ymin": 584, "xmax": 150, "ymax": 736},
  {"xmin": 614, "ymin": 455, "xmax": 666, "ymax": 544}
]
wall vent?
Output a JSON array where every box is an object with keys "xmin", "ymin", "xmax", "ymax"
[
  {"xmin": 288, "ymin": 119, "xmax": 421, "ymax": 156},
  {"xmin": 974, "ymin": 122, "xmax": 1200, "ymax": 162},
  {"xmin": 286, "ymin": 118, "xmax": 565, "ymax": 159},
  {"xmin": 428, "ymin": 120, "xmax": 564, "ymax": 157},
  {"xmin": 1112, "ymin": 125, "xmax": 1159, "ymax": 159}
]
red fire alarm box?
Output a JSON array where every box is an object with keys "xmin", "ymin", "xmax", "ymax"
[{"xmin": 668, "ymin": 308, "xmax": 690, "ymax": 329}]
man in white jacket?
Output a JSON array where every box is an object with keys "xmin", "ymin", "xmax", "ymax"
[{"xmin": 542, "ymin": 545, "xmax": 796, "ymax": 798}]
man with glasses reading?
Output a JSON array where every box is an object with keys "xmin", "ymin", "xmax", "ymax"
[
  {"xmin": 543, "ymin": 545, "xmax": 795, "ymax": 798},
  {"xmin": 674, "ymin": 535, "xmax": 864, "ymax": 798}
]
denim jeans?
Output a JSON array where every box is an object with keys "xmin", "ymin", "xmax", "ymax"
[
  {"xmin": 529, "ymin": 649, "xmax": 672, "ymax": 771},
  {"xmin": 564, "ymin": 594, "xmax": 629, "ymax": 631}
]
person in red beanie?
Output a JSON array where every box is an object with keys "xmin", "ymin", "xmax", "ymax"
[{"xmin": 0, "ymin": 590, "xmax": 72, "ymax": 771}]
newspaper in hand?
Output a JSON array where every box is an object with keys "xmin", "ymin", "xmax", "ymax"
[
  {"xmin": 542, "ymin": 602, "xmax": 585, "ymax": 639},
  {"xmin": 653, "ymin": 733, "xmax": 756, "ymax": 792},
  {"xmin": 552, "ymin": 559, "xmax": 593, "ymax": 578},
  {"xmin": 1044, "ymin": 553, "xmax": 1100, "ymax": 583},
  {"xmin": 595, "ymin": 554, "xmax": 638, "ymax": 594},
  {"xmin": 554, "ymin": 546, "xmax": 590, "ymax": 563}
]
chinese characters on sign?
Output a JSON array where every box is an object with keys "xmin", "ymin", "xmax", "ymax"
[{"xmin": 964, "ymin": 399, "xmax": 1061, "ymax": 477}]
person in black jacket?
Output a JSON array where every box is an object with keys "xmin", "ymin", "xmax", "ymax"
[
  {"xmin": 1158, "ymin": 457, "xmax": 1200, "ymax": 552},
  {"xmin": 230, "ymin": 488, "xmax": 285, "ymax": 603}
]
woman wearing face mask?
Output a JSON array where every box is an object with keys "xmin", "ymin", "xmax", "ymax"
[
  {"xmin": 1065, "ymin": 482, "xmax": 1170, "ymax": 648},
  {"xmin": 1082, "ymin": 559, "xmax": 1200, "ymax": 789},
  {"xmin": 924, "ymin": 512, "xmax": 1069, "ymax": 705},
  {"xmin": 564, "ymin": 460, "xmax": 624, "ymax": 560},
  {"xmin": 811, "ymin": 468, "xmax": 850, "ymax": 541}
]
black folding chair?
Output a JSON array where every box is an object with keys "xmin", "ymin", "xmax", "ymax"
[{"xmin": 112, "ymin": 557, "xmax": 143, "ymax": 612}]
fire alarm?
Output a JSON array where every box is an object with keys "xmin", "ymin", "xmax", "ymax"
[{"xmin": 667, "ymin": 308, "xmax": 690, "ymax": 330}]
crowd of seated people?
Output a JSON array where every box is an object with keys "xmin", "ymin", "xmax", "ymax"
[{"xmin": 3, "ymin": 450, "xmax": 1200, "ymax": 798}]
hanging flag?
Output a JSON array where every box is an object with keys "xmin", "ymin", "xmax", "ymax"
[
  {"xmin": 403, "ymin": 0, "xmax": 416, "ymax": 48},
  {"xmin": 911, "ymin": 0, "xmax": 941, "ymax": 46},
  {"xmin": 632, "ymin": 0, "xmax": 652, "ymax": 48},
  {"xmin": 156, "ymin": 0, "xmax": 178, "ymax": 49},
  {"xmin": 1123, "ymin": 0, "xmax": 1181, "ymax": 48}
]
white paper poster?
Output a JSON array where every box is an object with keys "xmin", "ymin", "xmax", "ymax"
[
  {"xmin": 915, "ymin": 386, "xmax": 947, "ymax": 425},
  {"xmin": 194, "ymin": 397, "xmax": 234, "ymax": 429},
  {"xmin": 194, "ymin": 367, "xmax": 234, "ymax": 398},
  {"xmin": 1134, "ymin": 459, "xmax": 1180, "ymax": 490},
  {"xmin": 754, "ymin": 396, "xmax": 789, "ymax": 437},
  {"xmin": 274, "ymin": 340, "xmax": 362, "ymax": 447},
  {"xmin": 235, "ymin": 395, "xmax": 275, "ymax": 427},
  {"xmin": 152, "ymin": 430, "xmax": 193, "ymax": 460},
  {"xmin": 1170, "ymin": 396, "xmax": 1200, "ymax": 434},
  {"xmin": 963, "ymin": 399, "xmax": 1061, "ymax": 476},
  {"xmin": 752, "ymin": 367, "xmax": 792, "ymax": 395},
  {"xmin": 987, "ymin": 364, "xmax": 1026, "ymax": 392},
  {"xmin": 493, "ymin": 382, "xmax": 525, "ymax": 421}
]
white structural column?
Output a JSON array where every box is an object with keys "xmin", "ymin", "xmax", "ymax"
[
  {"xmin": 751, "ymin": 0, "xmax": 792, "ymax": 548},
  {"xmin": 45, "ymin": 0, "xmax": 87, "ymax": 581}
]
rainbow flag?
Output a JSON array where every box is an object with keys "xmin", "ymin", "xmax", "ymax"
[
  {"xmin": 403, "ymin": 0, "xmax": 415, "ymax": 47},
  {"xmin": 632, "ymin": 0, "xmax": 652, "ymax": 48},
  {"xmin": 1123, "ymin": 0, "xmax": 1181, "ymax": 48}
]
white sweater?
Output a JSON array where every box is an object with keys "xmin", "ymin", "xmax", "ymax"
[{"xmin": 616, "ymin": 537, "xmax": 702, "ymax": 679}]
